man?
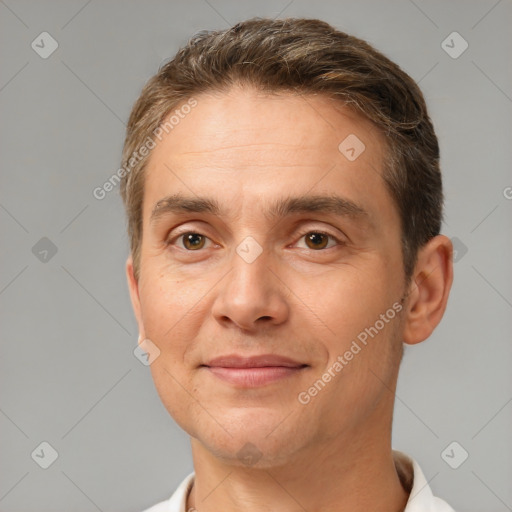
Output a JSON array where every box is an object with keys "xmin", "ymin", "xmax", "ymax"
[{"xmin": 121, "ymin": 17, "xmax": 455, "ymax": 511}]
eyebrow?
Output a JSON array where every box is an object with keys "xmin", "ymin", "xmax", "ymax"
[{"xmin": 150, "ymin": 193, "xmax": 369, "ymax": 226}]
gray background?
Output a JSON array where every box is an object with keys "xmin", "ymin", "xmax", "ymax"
[{"xmin": 1, "ymin": 0, "xmax": 511, "ymax": 510}]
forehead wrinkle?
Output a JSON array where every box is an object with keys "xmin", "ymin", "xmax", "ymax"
[{"xmin": 176, "ymin": 141, "xmax": 303, "ymax": 155}]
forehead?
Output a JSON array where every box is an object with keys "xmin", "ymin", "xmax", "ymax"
[
  {"xmin": 142, "ymin": 87, "xmax": 393, "ymax": 226},
  {"xmin": 151, "ymin": 87, "xmax": 385, "ymax": 164}
]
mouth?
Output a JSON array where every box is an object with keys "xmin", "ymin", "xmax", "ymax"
[{"xmin": 201, "ymin": 354, "xmax": 309, "ymax": 388}]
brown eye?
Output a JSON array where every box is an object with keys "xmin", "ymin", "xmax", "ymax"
[
  {"xmin": 304, "ymin": 232, "xmax": 329, "ymax": 250},
  {"xmin": 182, "ymin": 233, "xmax": 206, "ymax": 250}
]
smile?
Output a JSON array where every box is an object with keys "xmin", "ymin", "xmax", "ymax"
[{"xmin": 204, "ymin": 365, "xmax": 308, "ymax": 387}]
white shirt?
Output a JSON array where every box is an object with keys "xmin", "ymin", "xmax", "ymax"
[{"xmin": 141, "ymin": 450, "xmax": 455, "ymax": 512}]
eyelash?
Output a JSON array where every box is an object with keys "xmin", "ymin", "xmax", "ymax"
[{"xmin": 167, "ymin": 229, "xmax": 344, "ymax": 251}]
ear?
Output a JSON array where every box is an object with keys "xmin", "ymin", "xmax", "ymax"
[
  {"xmin": 126, "ymin": 256, "xmax": 145, "ymax": 341},
  {"xmin": 402, "ymin": 235, "xmax": 453, "ymax": 345}
]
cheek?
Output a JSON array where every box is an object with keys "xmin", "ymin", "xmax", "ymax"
[
  {"xmin": 139, "ymin": 270, "xmax": 197, "ymax": 327},
  {"xmin": 313, "ymin": 267, "xmax": 403, "ymax": 364},
  {"xmin": 138, "ymin": 272, "xmax": 200, "ymax": 369},
  {"xmin": 148, "ymin": 362, "xmax": 205, "ymax": 438},
  {"xmin": 312, "ymin": 268, "xmax": 386, "ymax": 326},
  {"xmin": 139, "ymin": 273, "xmax": 204, "ymax": 430}
]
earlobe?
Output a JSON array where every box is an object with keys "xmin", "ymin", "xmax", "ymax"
[
  {"xmin": 126, "ymin": 256, "xmax": 145, "ymax": 339},
  {"xmin": 402, "ymin": 235, "xmax": 453, "ymax": 345}
]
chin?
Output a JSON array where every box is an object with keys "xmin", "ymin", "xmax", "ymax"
[
  {"xmin": 190, "ymin": 408, "xmax": 314, "ymax": 469},
  {"xmin": 203, "ymin": 434, "xmax": 303, "ymax": 469}
]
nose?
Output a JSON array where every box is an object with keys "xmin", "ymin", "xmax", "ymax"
[{"xmin": 211, "ymin": 247, "xmax": 290, "ymax": 332}]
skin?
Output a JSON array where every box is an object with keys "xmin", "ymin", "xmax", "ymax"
[{"xmin": 126, "ymin": 86, "xmax": 453, "ymax": 512}]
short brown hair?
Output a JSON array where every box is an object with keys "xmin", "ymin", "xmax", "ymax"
[{"xmin": 120, "ymin": 17, "xmax": 442, "ymax": 281}]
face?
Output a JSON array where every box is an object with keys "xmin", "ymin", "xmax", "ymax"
[{"xmin": 127, "ymin": 87, "xmax": 410, "ymax": 467}]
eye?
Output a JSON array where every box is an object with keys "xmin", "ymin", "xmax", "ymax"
[
  {"xmin": 173, "ymin": 232, "xmax": 212, "ymax": 251},
  {"xmin": 295, "ymin": 231, "xmax": 341, "ymax": 250},
  {"xmin": 167, "ymin": 230, "xmax": 343, "ymax": 253}
]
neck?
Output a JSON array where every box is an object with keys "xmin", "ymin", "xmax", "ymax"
[{"xmin": 186, "ymin": 427, "xmax": 410, "ymax": 512}]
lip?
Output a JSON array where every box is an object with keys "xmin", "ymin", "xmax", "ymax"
[
  {"xmin": 204, "ymin": 354, "xmax": 305, "ymax": 368},
  {"xmin": 202, "ymin": 354, "xmax": 308, "ymax": 388}
]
